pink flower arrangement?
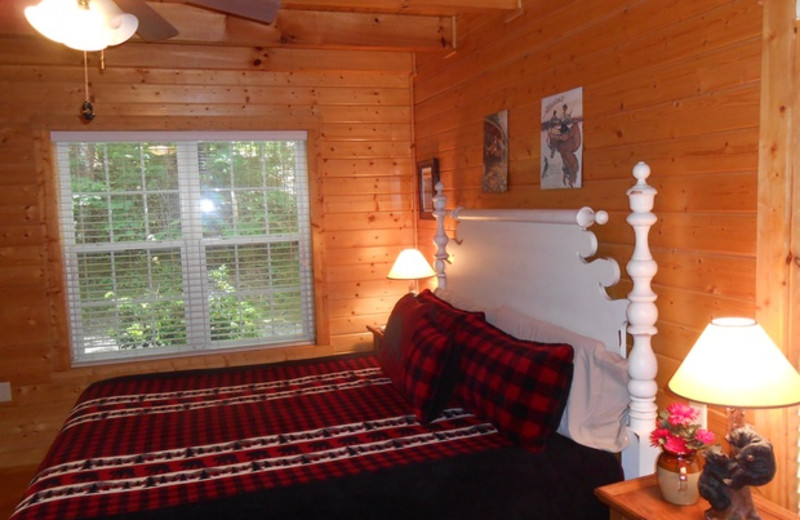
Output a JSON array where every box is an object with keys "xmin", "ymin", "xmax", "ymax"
[{"xmin": 649, "ymin": 403, "xmax": 715, "ymax": 455}]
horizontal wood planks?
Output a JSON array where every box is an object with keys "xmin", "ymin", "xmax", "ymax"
[
  {"xmin": 0, "ymin": 0, "xmax": 784, "ymax": 506},
  {"xmin": 414, "ymin": 0, "xmax": 761, "ymax": 355},
  {"xmin": 0, "ymin": 34, "xmax": 414, "ymax": 468},
  {"xmin": 412, "ymin": 0, "xmax": 764, "ymax": 493}
]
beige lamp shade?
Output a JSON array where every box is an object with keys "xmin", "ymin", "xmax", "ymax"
[
  {"xmin": 387, "ymin": 248, "xmax": 435, "ymax": 280},
  {"xmin": 668, "ymin": 317, "xmax": 800, "ymax": 409}
]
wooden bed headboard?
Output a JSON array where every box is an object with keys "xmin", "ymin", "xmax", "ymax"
[{"xmin": 431, "ymin": 161, "xmax": 660, "ymax": 479}]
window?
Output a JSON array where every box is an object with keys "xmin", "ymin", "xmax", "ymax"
[{"xmin": 53, "ymin": 131, "xmax": 315, "ymax": 365}]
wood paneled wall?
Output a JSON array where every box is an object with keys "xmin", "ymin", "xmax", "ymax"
[
  {"xmin": 0, "ymin": 36, "xmax": 415, "ymax": 468},
  {"xmin": 1, "ymin": 0, "xmax": 794, "ymax": 508},
  {"xmin": 412, "ymin": 0, "xmax": 766, "ymax": 494}
]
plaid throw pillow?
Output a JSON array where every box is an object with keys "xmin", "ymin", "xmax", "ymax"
[
  {"xmin": 400, "ymin": 315, "xmax": 459, "ymax": 423},
  {"xmin": 416, "ymin": 289, "xmax": 485, "ymax": 330},
  {"xmin": 453, "ymin": 315, "xmax": 574, "ymax": 452}
]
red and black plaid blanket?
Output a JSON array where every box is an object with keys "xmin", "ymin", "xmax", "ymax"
[{"xmin": 11, "ymin": 354, "xmax": 621, "ymax": 520}]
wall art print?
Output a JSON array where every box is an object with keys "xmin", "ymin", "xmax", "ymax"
[
  {"xmin": 482, "ymin": 110, "xmax": 508, "ymax": 193},
  {"xmin": 417, "ymin": 158, "xmax": 439, "ymax": 220},
  {"xmin": 540, "ymin": 87, "xmax": 583, "ymax": 190}
]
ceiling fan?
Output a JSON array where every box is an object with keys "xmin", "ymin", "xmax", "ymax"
[
  {"xmin": 22, "ymin": 0, "xmax": 279, "ymax": 121},
  {"xmin": 112, "ymin": 0, "xmax": 281, "ymax": 41}
]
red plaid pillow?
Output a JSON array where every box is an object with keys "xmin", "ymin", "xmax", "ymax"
[
  {"xmin": 453, "ymin": 315, "xmax": 574, "ymax": 452},
  {"xmin": 416, "ymin": 289, "xmax": 485, "ymax": 330},
  {"xmin": 379, "ymin": 293, "xmax": 431, "ymax": 388},
  {"xmin": 400, "ymin": 315, "xmax": 459, "ymax": 423}
]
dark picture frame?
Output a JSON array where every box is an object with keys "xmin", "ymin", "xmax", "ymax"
[{"xmin": 417, "ymin": 158, "xmax": 440, "ymax": 220}]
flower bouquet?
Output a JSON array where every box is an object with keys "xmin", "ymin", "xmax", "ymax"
[
  {"xmin": 650, "ymin": 402, "xmax": 715, "ymax": 455},
  {"xmin": 650, "ymin": 402, "xmax": 715, "ymax": 505}
]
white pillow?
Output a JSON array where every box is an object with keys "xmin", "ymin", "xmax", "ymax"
[{"xmin": 490, "ymin": 304, "xmax": 629, "ymax": 452}]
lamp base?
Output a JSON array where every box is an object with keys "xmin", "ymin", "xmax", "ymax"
[{"xmin": 698, "ymin": 422, "xmax": 776, "ymax": 520}]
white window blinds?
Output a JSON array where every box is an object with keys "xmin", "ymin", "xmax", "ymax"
[{"xmin": 53, "ymin": 131, "xmax": 315, "ymax": 365}]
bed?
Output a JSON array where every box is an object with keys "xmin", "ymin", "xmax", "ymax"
[{"xmin": 10, "ymin": 162, "xmax": 660, "ymax": 520}]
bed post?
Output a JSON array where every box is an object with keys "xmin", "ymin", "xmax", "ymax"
[
  {"xmin": 622, "ymin": 161, "xmax": 661, "ymax": 478},
  {"xmin": 432, "ymin": 181, "xmax": 449, "ymax": 290}
]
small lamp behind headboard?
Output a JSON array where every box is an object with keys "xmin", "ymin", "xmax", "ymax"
[{"xmin": 387, "ymin": 248, "xmax": 435, "ymax": 293}]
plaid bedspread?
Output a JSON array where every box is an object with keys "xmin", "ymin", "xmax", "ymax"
[
  {"xmin": 11, "ymin": 355, "xmax": 506, "ymax": 520},
  {"xmin": 11, "ymin": 353, "xmax": 622, "ymax": 520}
]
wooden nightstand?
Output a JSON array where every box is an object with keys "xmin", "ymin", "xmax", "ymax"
[
  {"xmin": 595, "ymin": 475, "xmax": 799, "ymax": 520},
  {"xmin": 366, "ymin": 325, "xmax": 384, "ymax": 351}
]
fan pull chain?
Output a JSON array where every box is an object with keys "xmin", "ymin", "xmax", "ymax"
[{"xmin": 81, "ymin": 50, "xmax": 95, "ymax": 122}]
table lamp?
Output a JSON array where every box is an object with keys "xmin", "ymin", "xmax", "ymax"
[
  {"xmin": 387, "ymin": 248, "xmax": 435, "ymax": 293},
  {"xmin": 668, "ymin": 317, "xmax": 800, "ymax": 520}
]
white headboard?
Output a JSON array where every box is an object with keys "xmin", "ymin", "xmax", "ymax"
[
  {"xmin": 431, "ymin": 161, "xmax": 660, "ymax": 479},
  {"xmin": 441, "ymin": 208, "xmax": 626, "ymax": 357}
]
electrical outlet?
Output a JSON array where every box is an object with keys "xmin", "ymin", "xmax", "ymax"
[{"xmin": 0, "ymin": 382, "xmax": 11, "ymax": 402}]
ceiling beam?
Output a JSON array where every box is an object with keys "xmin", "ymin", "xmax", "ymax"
[
  {"xmin": 275, "ymin": 10, "xmax": 452, "ymax": 50},
  {"xmin": 148, "ymin": 3, "xmax": 453, "ymax": 50},
  {"xmin": 282, "ymin": 0, "xmax": 519, "ymax": 14}
]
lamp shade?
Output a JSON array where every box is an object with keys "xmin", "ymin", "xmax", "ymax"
[
  {"xmin": 668, "ymin": 317, "xmax": 800, "ymax": 409},
  {"xmin": 25, "ymin": 0, "xmax": 138, "ymax": 52},
  {"xmin": 387, "ymin": 248, "xmax": 435, "ymax": 280}
]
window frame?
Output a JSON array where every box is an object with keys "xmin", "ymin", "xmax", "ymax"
[{"xmin": 52, "ymin": 131, "xmax": 316, "ymax": 366}]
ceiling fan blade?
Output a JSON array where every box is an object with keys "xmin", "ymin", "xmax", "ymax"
[
  {"xmin": 112, "ymin": 0, "xmax": 179, "ymax": 42},
  {"xmin": 187, "ymin": 0, "xmax": 280, "ymax": 24}
]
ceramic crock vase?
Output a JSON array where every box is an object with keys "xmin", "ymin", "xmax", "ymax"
[{"xmin": 656, "ymin": 449, "xmax": 701, "ymax": 505}]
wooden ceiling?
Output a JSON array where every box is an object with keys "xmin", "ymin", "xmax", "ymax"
[{"xmin": 2, "ymin": 0, "xmax": 522, "ymax": 52}]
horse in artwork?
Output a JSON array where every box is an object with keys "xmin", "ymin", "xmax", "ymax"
[{"xmin": 545, "ymin": 113, "xmax": 582, "ymax": 188}]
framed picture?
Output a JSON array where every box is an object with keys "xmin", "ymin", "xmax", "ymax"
[
  {"xmin": 483, "ymin": 110, "xmax": 508, "ymax": 193},
  {"xmin": 540, "ymin": 86, "xmax": 583, "ymax": 190},
  {"xmin": 417, "ymin": 158, "xmax": 439, "ymax": 220}
]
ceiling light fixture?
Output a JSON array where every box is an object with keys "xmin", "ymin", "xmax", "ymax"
[
  {"xmin": 24, "ymin": 0, "xmax": 139, "ymax": 122},
  {"xmin": 24, "ymin": 0, "xmax": 138, "ymax": 52}
]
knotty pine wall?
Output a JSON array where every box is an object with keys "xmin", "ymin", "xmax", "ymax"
[
  {"xmin": 413, "ymin": 0, "xmax": 762, "ymax": 477},
  {"xmin": 0, "ymin": 0, "xmax": 785, "ymax": 503},
  {"xmin": 0, "ymin": 37, "xmax": 416, "ymax": 468}
]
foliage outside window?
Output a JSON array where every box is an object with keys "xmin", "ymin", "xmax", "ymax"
[{"xmin": 54, "ymin": 131, "xmax": 315, "ymax": 365}]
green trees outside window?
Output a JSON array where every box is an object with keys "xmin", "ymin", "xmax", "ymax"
[{"xmin": 54, "ymin": 132, "xmax": 314, "ymax": 364}]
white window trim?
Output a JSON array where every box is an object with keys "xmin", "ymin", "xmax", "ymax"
[{"xmin": 53, "ymin": 131, "xmax": 314, "ymax": 366}]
